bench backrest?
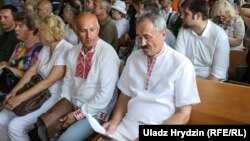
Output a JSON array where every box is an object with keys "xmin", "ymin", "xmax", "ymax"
[
  {"xmin": 188, "ymin": 79, "xmax": 250, "ymax": 124},
  {"xmin": 229, "ymin": 50, "xmax": 248, "ymax": 79}
]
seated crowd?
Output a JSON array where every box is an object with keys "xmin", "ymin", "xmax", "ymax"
[{"xmin": 0, "ymin": 0, "xmax": 249, "ymax": 141}]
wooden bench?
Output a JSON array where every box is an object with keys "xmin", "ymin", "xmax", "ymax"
[
  {"xmin": 87, "ymin": 78, "xmax": 250, "ymax": 140},
  {"xmin": 188, "ymin": 78, "xmax": 250, "ymax": 124},
  {"xmin": 229, "ymin": 50, "xmax": 248, "ymax": 79}
]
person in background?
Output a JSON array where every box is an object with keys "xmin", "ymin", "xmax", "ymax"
[
  {"xmin": 3, "ymin": 11, "xmax": 42, "ymax": 77},
  {"xmin": 210, "ymin": 0, "xmax": 245, "ymax": 50},
  {"xmin": 111, "ymin": 0, "xmax": 130, "ymax": 39},
  {"xmin": 37, "ymin": 0, "xmax": 53, "ymax": 18},
  {"xmin": 84, "ymin": 0, "xmax": 94, "ymax": 12},
  {"xmin": 102, "ymin": 13, "xmax": 200, "ymax": 141},
  {"xmin": 166, "ymin": 0, "xmax": 185, "ymax": 37},
  {"xmin": 133, "ymin": 1, "xmax": 176, "ymax": 50},
  {"xmin": 0, "ymin": 10, "xmax": 42, "ymax": 84},
  {"xmin": 159, "ymin": 0, "xmax": 178, "ymax": 32},
  {"xmin": 0, "ymin": 15, "xmax": 73, "ymax": 141},
  {"xmin": 22, "ymin": 1, "xmax": 37, "ymax": 12},
  {"xmin": 231, "ymin": 0, "xmax": 246, "ymax": 14},
  {"xmin": 172, "ymin": 0, "xmax": 179, "ymax": 12},
  {"xmin": 4, "ymin": 0, "xmax": 22, "ymax": 11},
  {"xmin": 62, "ymin": 3, "xmax": 80, "ymax": 45},
  {"xmin": 241, "ymin": 4, "xmax": 250, "ymax": 28},
  {"xmin": 175, "ymin": 0, "xmax": 230, "ymax": 81},
  {"xmin": 122, "ymin": 0, "xmax": 137, "ymax": 40},
  {"xmin": 50, "ymin": 0, "xmax": 64, "ymax": 15},
  {"xmin": 0, "ymin": 11, "xmax": 42, "ymax": 103},
  {"xmin": 0, "ymin": 5, "xmax": 19, "ymax": 62},
  {"xmin": 93, "ymin": 0, "xmax": 118, "ymax": 52}
]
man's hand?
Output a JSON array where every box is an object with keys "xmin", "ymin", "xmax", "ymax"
[
  {"xmin": 60, "ymin": 112, "xmax": 77, "ymax": 128},
  {"xmin": 102, "ymin": 120, "xmax": 118, "ymax": 134}
]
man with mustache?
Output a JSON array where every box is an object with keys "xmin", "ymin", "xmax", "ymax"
[
  {"xmin": 175, "ymin": 0, "xmax": 230, "ymax": 81},
  {"xmin": 102, "ymin": 13, "xmax": 200, "ymax": 141}
]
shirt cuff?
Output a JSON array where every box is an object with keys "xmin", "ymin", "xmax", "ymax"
[{"xmin": 73, "ymin": 109, "xmax": 84, "ymax": 120}]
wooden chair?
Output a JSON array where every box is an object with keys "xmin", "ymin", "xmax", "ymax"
[
  {"xmin": 229, "ymin": 50, "xmax": 248, "ymax": 79},
  {"xmin": 188, "ymin": 78, "xmax": 250, "ymax": 124}
]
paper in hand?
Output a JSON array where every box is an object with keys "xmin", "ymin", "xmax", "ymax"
[{"xmin": 86, "ymin": 113, "xmax": 127, "ymax": 141}]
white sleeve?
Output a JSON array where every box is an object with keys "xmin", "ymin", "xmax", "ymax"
[
  {"xmin": 54, "ymin": 44, "xmax": 73, "ymax": 66},
  {"xmin": 175, "ymin": 60, "xmax": 200, "ymax": 107},
  {"xmin": 60, "ymin": 51, "xmax": 74, "ymax": 101},
  {"xmin": 233, "ymin": 16, "xmax": 245, "ymax": 39},
  {"xmin": 117, "ymin": 55, "xmax": 132, "ymax": 97},
  {"xmin": 212, "ymin": 34, "xmax": 230, "ymax": 80},
  {"xmin": 38, "ymin": 46, "xmax": 46, "ymax": 61}
]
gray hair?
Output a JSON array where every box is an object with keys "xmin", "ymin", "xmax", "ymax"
[
  {"xmin": 136, "ymin": 13, "xmax": 166, "ymax": 32},
  {"xmin": 100, "ymin": 0, "xmax": 111, "ymax": 13},
  {"xmin": 64, "ymin": 3, "xmax": 81, "ymax": 17},
  {"xmin": 144, "ymin": 1, "xmax": 160, "ymax": 14}
]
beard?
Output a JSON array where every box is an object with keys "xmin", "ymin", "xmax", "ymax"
[{"xmin": 183, "ymin": 23, "xmax": 189, "ymax": 28}]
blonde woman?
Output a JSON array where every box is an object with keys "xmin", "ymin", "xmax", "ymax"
[
  {"xmin": 210, "ymin": 0, "xmax": 245, "ymax": 50},
  {"xmin": 0, "ymin": 15, "xmax": 73, "ymax": 141}
]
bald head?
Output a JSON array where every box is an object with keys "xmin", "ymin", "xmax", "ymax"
[
  {"xmin": 77, "ymin": 13, "xmax": 100, "ymax": 29},
  {"xmin": 76, "ymin": 13, "xmax": 100, "ymax": 50},
  {"xmin": 37, "ymin": 0, "xmax": 53, "ymax": 18}
]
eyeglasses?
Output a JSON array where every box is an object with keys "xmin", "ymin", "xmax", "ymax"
[{"xmin": 215, "ymin": 15, "xmax": 227, "ymax": 21}]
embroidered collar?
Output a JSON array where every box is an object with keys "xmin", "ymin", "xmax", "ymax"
[{"xmin": 75, "ymin": 39, "xmax": 99, "ymax": 79}]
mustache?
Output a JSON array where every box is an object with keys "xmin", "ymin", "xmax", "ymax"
[{"xmin": 141, "ymin": 45, "xmax": 150, "ymax": 49}]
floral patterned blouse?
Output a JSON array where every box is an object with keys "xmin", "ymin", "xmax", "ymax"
[{"xmin": 10, "ymin": 42, "xmax": 43, "ymax": 71}]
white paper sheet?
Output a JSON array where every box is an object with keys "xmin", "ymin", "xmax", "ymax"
[{"xmin": 86, "ymin": 114, "xmax": 127, "ymax": 141}]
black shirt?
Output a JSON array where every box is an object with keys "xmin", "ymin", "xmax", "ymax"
[{"xmin": 0, "ymin": 30, "xmax": 19, "ymax": 62}]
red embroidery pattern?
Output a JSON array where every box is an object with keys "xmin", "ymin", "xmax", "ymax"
[
  {"xmin": 97, "ymin": 112, "xmax": 107, "ymax": 120},
  {"xmin": 145, "ymin": 57, "xmax": 156, "ymax": 90},
  {"xmin": 74, "ymin": 108, "xmax": 84, "ymax": 120},
  {"xmin": 144, "ymin": 47, "xmax": 166, "ymax": 91},
  {"xmin": 75, "ymin": 54, "xmax": 84, "ymax": 78},
  {"xmin": 75, "ymin": 41, "xmax": 98, "ymax": 79}
]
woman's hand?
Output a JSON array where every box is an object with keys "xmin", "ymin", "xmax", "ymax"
[
  {"xmin": 4, "ymin": 91, "xmax": 16, "ymax": 105},
  {"xmin": 5, "ymin": 95, "xmax": 23, "ymax": 110},
  {"xmin": 0, "ymin": 61, "xmax": 9, "ymax": 70}
]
